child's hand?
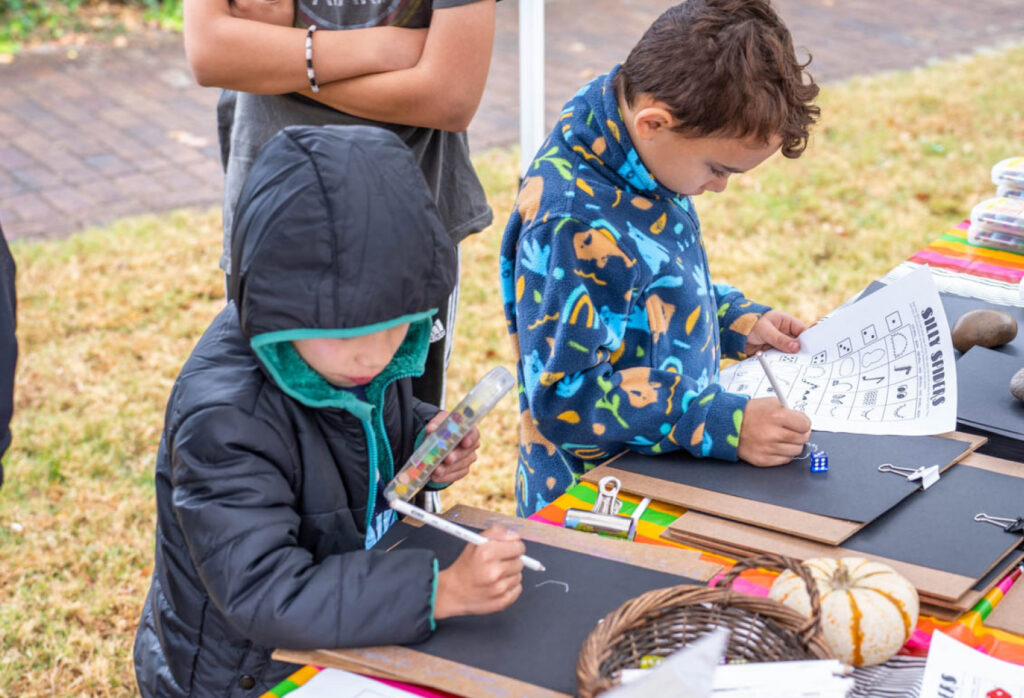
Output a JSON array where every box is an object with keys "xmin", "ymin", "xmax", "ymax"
[
  {"xmin": 737, "ymin": 397, "xmax": 812, "ymax": 467},
  {"xmin": 229, "ymin": 0, "xmax": 294, "ymax": 27},
  {"xmin": 744, "ymin": 310, "xmax": 807, "ymax": 355},
  {"xmin": 426, "ymin": 411, "xmax": 480, "ymax": 484},
  {"xmin": 433, "ymin": 526, "xmax": 524, "ymax": 619}
]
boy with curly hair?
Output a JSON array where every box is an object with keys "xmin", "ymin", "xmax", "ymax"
[{"xmin": 501, "ymin": 0, "xmax": 821, "ymax": 515}]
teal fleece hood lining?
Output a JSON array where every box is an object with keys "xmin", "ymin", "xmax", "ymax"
[{"xmin": 250, "ymin": 311, "xmax": 436, "ymax": 416}]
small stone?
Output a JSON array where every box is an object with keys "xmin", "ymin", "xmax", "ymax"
[
  {"xmin": 1012, "ymin": 368, "xmax": 1024, "ymax": 403},
  {"xmin": 951, "ymin": 308, "xmax": 1018, "ymax": 354}
]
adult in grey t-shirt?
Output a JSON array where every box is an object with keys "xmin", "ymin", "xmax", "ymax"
[
  {"xmin": 221, "ymin": 90, "xmax": 491, "ymax": 272},
  {"xmin": 209, "ymin": 0, "xmax": 497, "ymax": 407}
]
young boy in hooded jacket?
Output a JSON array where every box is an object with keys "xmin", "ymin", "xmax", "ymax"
[
  {"xmin": 134, "ymin": 125, "xmax": 525, "ymax": 697},
  {"xmin": 501, "ymin": 0, "xmax": 822, "ymax": 516}
]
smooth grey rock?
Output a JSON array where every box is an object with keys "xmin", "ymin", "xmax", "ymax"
[
  {"xmin": 1012, "ymin": 367, "xmax": 1024, "ymax": 403},
  {"xmin": 951, "ymin": 308, "xmax": 1018, "ymax": 354}
]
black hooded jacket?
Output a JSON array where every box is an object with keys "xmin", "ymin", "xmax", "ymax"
[{"xmin": 134, "ymin": 125, "xmax": 457, "ymax": 697}]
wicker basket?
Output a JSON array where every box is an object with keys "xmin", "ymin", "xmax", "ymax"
[{"xmin": 576, "ymin": 553, "xmax": 835, "ymax": 697}]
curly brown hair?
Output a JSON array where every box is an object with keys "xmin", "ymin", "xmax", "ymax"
[{"xmin": 615, "ymin": 0, "xmax": 820, "ymax": 158}]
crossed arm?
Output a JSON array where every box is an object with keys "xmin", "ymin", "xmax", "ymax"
[{"xmin": 183, "ymin": 0, "xmax": 496, "ymax": 131}]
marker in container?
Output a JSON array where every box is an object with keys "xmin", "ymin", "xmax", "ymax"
[
  {"xmin": 384, "ymin": 366, "xmax": 515, "ymax": 503},
  {"xmin": 383, "ymin": 366, "xmax": 543, "ymax": 571},
  {"xmin": 390, "ymin": 498, "xmax": 546, "ymax": 572}
]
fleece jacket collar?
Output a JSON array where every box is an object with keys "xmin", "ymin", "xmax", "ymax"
[
  {"xmin": 559, "ymin": 65, "xmax": 691, "ymax": 206},
  {"xmin": 249, "ymin": 312, "xmax": 435, "ymax": 420}
]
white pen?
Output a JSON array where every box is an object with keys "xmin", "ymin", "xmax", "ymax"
[
  {"xmin": 389, "ymin": 498, "xmax": 546, "ymax": 572},
  {"xmin": 755, "ymin": 351, "xmax": 790, "ymax": 409},
  {"xmin": 756, "ymin": 351, "xmax": 814, "ymax": 459}
]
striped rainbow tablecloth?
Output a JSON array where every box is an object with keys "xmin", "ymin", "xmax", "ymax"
[{"xmin": 909, "ymin": 221, "xmax": 1024, "ymax": 285}]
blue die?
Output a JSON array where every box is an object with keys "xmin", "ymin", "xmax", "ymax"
[{"xmin": 809, "ymin": 451, "xmax": 829, "ymax": 472}]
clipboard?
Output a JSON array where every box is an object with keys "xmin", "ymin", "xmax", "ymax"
[
  {"xmin": 661, "ymin": 451, "xmax": 1024, "ymax": 607},
  {"xmin": 583, "ymin": 431, "xmax": 985, "ymax": 545},
  {"xmin": 956, "ymin": 346, "xmax": 1024, "ymax": 461},
  {"xmin": 273, "ymin": 506, "xmax": 721, "ymax": 698},
  {"xmin": 663, "ymin": 518, "xmax": 1023, "ymax": 608}
]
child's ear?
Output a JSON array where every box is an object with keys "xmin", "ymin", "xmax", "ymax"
[{"xmin": 631, "ymin": 104, "xmax": 676, "ymax": 141}]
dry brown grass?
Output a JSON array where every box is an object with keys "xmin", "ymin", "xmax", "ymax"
[
  {"xmin": 0, "ymin": 211, "xmax": 225, "ymax": 697},
  {"xmin": 0, "ymin": 44, "xmax": 1022, "ymax": 697}
]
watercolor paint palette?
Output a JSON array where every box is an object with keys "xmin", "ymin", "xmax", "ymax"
[
  {"xmin": 971, "ymin": 197, "xmax": 1024, "ymax": 237},
  {"xmin": 992, "ymin": 156, "xmax": 1024, "ymax": 190},
  {"xmin": 383, "ymin": 366, "xmax": 515, "ymax": 502}
]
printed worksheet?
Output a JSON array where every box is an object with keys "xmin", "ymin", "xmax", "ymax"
[
  {"xmin": 720, "ymin": 267, "xmax": 957, "ymax": 435},
  {"xmin": 920, "ymin": 630, "xmax": 1024, "ymax": 698}
]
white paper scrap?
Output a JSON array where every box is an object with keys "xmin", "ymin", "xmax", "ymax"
[
  {"xmin": 619, "ymin": 651, "xmax": 854, "ymax": 698},
  {"xmin": 920, "ymin": 630, "xmax": 1024, "ymax": 697},
  {"xmin": 720, "ymin": 267, "xmax": 957, "ymax": 435},
  {"xmin": 711, "ymin": 659, "xmax": 853, "ymax": 696},
  {"xmin": 609, "ymin": 628, "xmax": 728, "ymax": 697}
]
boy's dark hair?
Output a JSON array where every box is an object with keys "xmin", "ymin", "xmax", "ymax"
[{"xmin": 616, "ymin": 0, "xmax": 820, "ymax": 158}]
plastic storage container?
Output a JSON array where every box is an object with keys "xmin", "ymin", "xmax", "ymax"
[
  {"xmin": 969, "ymin": 196, "xmax": 1024, "ymax": 254},
  {"xmin": 383, "ymin": 366, "xmax": 515, "ymax": 502},
  {"xmin": 992, "ymin": 157, "xmax": 1024, "ymax": 190},
  {"xmin": 968, "ymin": 224, "xmax": 1024, "ymax": 254},
  {"xmin": 997, "ymin": 184, "xmax": 1024, "ymax": 200},
  {"xmin": 970, "ymin": 197, "xmax": 1024, "ymax": 236}
]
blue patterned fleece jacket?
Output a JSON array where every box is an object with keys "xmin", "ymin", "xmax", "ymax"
[{"xmin": 500, "ymin": 67, "xmax": 772, "ymax": 517}]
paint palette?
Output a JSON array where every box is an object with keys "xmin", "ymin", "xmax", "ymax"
[
  {"xmin": 383, "ymin": 366, "xmax": 515, "ymax": 502},
  {"xmin": 968, "ymin": 197, "xmax": 1024, "ymax": 254},
  {"xmin": 992, "ymin": 156, "xmax": 1024, "ymax": 190},
  {"xmin": 971, "ymin": 197, "xmax": 1024, "ymax": 237}
]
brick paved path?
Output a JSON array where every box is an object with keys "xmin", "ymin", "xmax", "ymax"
[{"xmin": 1, "ymin": 0, "xmax": 1023, "ymax": 240}]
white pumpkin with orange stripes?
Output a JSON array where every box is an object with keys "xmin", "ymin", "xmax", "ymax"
[{"xmin": 768, "ymin": 557, "xmax": 919, "ymax": 666}]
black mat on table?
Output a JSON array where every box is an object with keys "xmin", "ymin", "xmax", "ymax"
[
  {"xmin": 955, "ymin": 346, "xmax": 1024, "ymax": 461},
  {"xmin": 609, "ymin": 431, "xmax": 971, "ymax": 523},
  {"xmin": 373, "ymin": 521, "xmax": 700, "ymax": 695},
  {"xmin": 842, "ymin": 462, "xmax": 1024, "ymax": 579},
  {"xmin": 970, "ymin": 545, "xmax": 1024, "ymax": 593}
]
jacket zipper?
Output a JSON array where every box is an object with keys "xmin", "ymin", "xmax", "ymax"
[{"xmin": 361, "ymin": 369, "xmax": 421, "ymax": 536}]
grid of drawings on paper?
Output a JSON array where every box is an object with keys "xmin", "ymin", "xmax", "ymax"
[
  {"xmin": 719, "ymin": 268, "xmax": 958, "ymax": 436},
  {"xmin": 723, "ymin": 310, "xmax": 926, "ymax": 422}
]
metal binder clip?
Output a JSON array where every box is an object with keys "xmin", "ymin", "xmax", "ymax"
[
  {"xmin": 974, "ymin": 513, "xmax": 1024, "ymax": 534},
  {"xmin": 562, "ymin": 476, "xmax": 635, "ymax": 539},
  {"xmin": 593, "ymin": 476, "xmax": 623, "ymax": 516},
  {"xmin": 877, "ymin": 463, "xmax": 941, "ymax": 490}
]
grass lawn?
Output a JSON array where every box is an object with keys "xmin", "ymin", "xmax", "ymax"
[{"xmin": 1, "ymin": 43, "xmax": 1023, "ymax": 696}]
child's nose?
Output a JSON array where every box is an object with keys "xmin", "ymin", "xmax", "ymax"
[
  {"xmin": 706, "ymin": 177, "xmax": 729, "ymax": 193},
  {"xmin": 357, "ymin": 341, "xmax": 391, "ymax": 370},
  {"xmin": 356, "ymin": 353, "xmax": 386, "ymax": 371}
]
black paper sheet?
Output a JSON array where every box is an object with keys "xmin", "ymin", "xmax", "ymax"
[
  {"xmin": 956, "ymin": 346, "xmax": 1024, "ymax": 461},
  {"xmin": 844, "ymin": 463, "xmax": 1024, "ymax": 579},
  {"xmin": 972, "ymin": 546, "xmax": 1024, "ymax": 593},
  {"xmin": 374, "ymin": 521, "xmax": 699, "ymax": 695},
  {"xmin": 610, "ymin": 432, "xmax": 971, "ymax": 523}
]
